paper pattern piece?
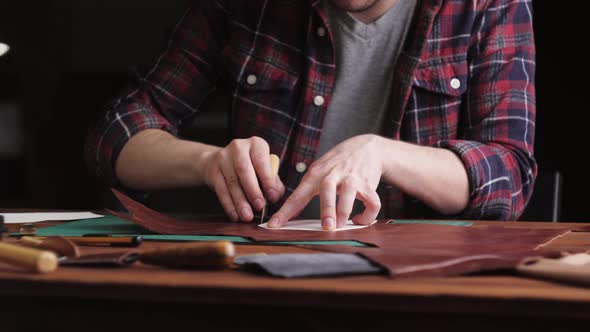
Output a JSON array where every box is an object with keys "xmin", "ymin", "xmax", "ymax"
[
  {"xmin": 1, "ymin": 212, "xmax": 104, "ymax": 224},
  {"xmin": 259, "ymin": 219, "xmax": 377, "ymax": 232}
]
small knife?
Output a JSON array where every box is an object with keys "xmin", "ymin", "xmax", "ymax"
[{"xmin": 261, "ymin": 154, "xmax": 280, "ymax": 224}]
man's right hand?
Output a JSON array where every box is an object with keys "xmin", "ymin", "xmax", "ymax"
[
  {"xmin": 202, "ymin": 137, "xmax": 285, "ymax": 222},
  {"xmin": 116, "ymin": 130, "xmax": 284, "ymax": 223}
]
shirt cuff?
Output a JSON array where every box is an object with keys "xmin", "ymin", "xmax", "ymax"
[
  {"xmin": 88, "ymin": 104, "xmax": 177, "ymax": 189},
  {"xmin": 435, "ymin": 139, "xmax": 518, "ymax": 220}
]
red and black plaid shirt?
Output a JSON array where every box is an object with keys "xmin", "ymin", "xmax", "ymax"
[{"xmin": 86, "ymin": 0, "xmax": 537, "ymax": 220}]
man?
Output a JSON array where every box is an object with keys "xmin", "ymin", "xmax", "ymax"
[{"xmin": 86, "ymin": 0, "xmax": 536, "ymax": 230}]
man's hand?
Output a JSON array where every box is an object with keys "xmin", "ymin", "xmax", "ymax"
[
  {"xmin": 268, "ymin": 134, "xmax": 384, "ymax": 230},
  {"xmin": 116, "ymin": 131, "xmax": 284, "ymax": 223},
  {"xmin": 267, "ymin": 133, "xmax": 471, "ymax": 230},
  {"xmin": 202, "ymin": 137, "xmax": 285, "ymax": 222}
]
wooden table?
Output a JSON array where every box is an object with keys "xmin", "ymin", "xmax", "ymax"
[{"xmin": 1, "ymin": 220, "xmax": 590, "ymax": 331}]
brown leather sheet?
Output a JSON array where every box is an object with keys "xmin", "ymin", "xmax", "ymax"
[
  {"xmin": 304, "ymin": 245, "xmax": 564, "ymax": 278},
  {"xmin": 108, "ymin": 190, "xmax": 579, "ymax": 278}
]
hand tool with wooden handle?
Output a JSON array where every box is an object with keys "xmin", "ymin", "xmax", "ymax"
[
  {"xmin": 19, "ymin": 236, "xmax": 80, "ymax": 258},
  {"xmin": 139, "ymin": 241, "xmax": 235, "ymax": 269},
  {"xmin": 0, "ymin": 242, "xmax": 58, "ymax": 273},
  {"xmin": 261, "ymin": 154, "xmax": 280, "ymax": 224},
  {"xmin": 27, "ymin": 235, "xmax": 142, "ymax": 247}
]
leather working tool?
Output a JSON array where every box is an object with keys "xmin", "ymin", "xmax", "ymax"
[
  {"xmin": 0, "ymin": 242, "xmax": 58, "ymax": 273},
  {"xmin": 13, "ymin": 230, "xmax": 234, "ymax": 271},
  {"xmin": 261, "ymin": 154, "xmax": 280, "ymax": 224},
  {"xmin": 0, "ymin": 217, "xmax": 57, "ymax": 273},
  {"xmin": 20, "ymin": 236, "xmax": 80, "ymax": 257},
  {"xmin": 139, "ymin": 240, "xmax": 235, "ymax": 269},
  {"xmin": 27, "ymin": 235, "xmax": 143, "ymax": 247},
  {"xmin": 59, "ymin": 241, "xmax": 236, "ymax": 270},
  {"xmin": 19, "ymin": 235, "xmax": 142, "ymax": 260}
]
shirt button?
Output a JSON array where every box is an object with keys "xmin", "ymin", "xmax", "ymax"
[
  {"xmin": 246, "ymin": 74, "xmax": 257, "ymax": 85},
  {"xmin": 314, "ymin": 95, "xmax": 325, "ymax": 107},
  {"xmin": 317, "ymin": 27, "xmax": 326, "ymax": 37},
  {"xmin": 295, "ymin": 162, "xmax": 307, "ymax": 173},
  {"xmin": 450, "ymin": 78, "xmax": 461, "ymax": 90}
]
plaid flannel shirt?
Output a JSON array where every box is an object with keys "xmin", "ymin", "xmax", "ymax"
[{"xmin": 86, "ymin": 0, "xmax": 537, "ymax": 220}]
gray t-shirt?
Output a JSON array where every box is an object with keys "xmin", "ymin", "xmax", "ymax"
[{"xmin": 301, "ymin": 0, "xmax": 417, "ymax": 218}]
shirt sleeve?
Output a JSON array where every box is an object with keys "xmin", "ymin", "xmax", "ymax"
[
  {"xmin": 85, "ymin": 0, "xmax": 229, "ymax": 186},
  {"xmin": 435, "ymin": 0, "xmax": 537, "ymax": 220}
]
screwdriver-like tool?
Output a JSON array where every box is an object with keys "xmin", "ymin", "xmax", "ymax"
[
  {"xmin": 59, "ymin": 241, "xmax": 236, "ymax": 270},
  {"xmin": 0, "ymin": 242, "xmax": 58, "ymax": 273},
  {"xmin": 261, "ymin": 154, "xmax": 280, "ymax": 224}
]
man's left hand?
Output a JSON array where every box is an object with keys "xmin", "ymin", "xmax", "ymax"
[{"xmin": 268, "ymin": 134, "xmax": 384, "ymax": 230}]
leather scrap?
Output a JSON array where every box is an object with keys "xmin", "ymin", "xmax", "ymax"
[{"xmin": 235, "ymin": 253, "xmax": 384, "ymax": 278}]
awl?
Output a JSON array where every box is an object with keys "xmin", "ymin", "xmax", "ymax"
[{"xmin": 261, "ymin": 154, "xmax": 280, "ymax": 224}]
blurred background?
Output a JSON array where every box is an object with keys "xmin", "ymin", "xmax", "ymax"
[{"xmin": 0, "ymin": 1, "xmax": 586, "ymax": 221}]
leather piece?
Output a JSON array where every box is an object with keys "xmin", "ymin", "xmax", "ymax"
[
  {"xmin": 234, "ymin": 253, "xmax": 384, "ymax": 278},
  {"xmin": 109, "ymin": 189, "xmax": 579, "ymax": 277},
  {"xmin": 307, "ymin": 245, "xmax": 564, "ymax": 277}
]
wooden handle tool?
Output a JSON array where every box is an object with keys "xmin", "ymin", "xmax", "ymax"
[
  {"xmin": 0, "ymin": 242, "xmax": 58, "ymax": 273},
  {"xmin": 269, "ymin": 154, "xmax": 280, "ymax": 176},
  {"xmin": 30, "ymin": 235, "xmax": 143, "ymax": 247},
  {"xmin": 139, "ymin": 241, "xmax": 235, "ymax": 269},
  {"xmin": 19, "ymin": 236, "xmax": 80, "ymax": 258},
  {"xmin": 260, "ymin": 154, "xmax": 280, "ymax": 224}
]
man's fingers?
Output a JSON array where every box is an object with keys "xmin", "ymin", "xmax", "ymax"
[
  {"xmin": 351, "ymin": 190, "xmax": 381, "ymax": 226},
  {"xmin": 268, "ymin": 181, "xmax": 315, "ymax": 228},
  {"xmin": 336, "ymin": 178, "xmax": 356, "ymax": 228},
  {"xmin": 220, "ymin": 160, "xmax": 254, "ymax": 222},
  {"xmin": 209, "ymin": 167, "xmax": 239, "ymax": 222},
  {"xmin": 319, "ymin": 177, "xmax": 338, "ymax": 230},
  {"xmin": 250, "ymin": 141, "xmax": 279, "ymax": 202},
  {"xmin": 231, "ymin": 148, "xmax": 265, "ymax": 212}
]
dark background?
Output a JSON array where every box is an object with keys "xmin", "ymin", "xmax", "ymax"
[{"xmin": 0, "ymin": 1, "xmax": 587, "ymax": 221}]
